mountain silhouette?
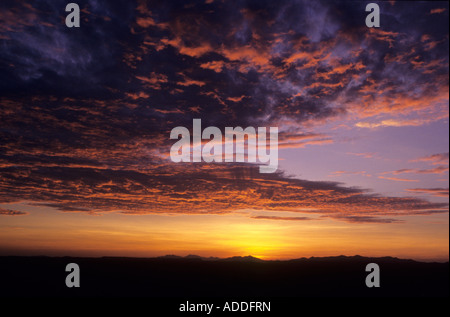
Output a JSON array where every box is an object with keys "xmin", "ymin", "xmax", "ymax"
[{"xmin": 0, "ymin": 255, "xmax": 447, "ymax": 297}]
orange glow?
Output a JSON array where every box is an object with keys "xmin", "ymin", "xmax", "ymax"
[{"xmin": 0, "ymin": 205, "xmax": 448, "ymax": 262}]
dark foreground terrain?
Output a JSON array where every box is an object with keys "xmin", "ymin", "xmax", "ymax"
[{"xmin": 0, "ymin": 255, "xmax": 448, "ymax": 297}]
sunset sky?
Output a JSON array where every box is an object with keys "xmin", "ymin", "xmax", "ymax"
[{"xmin": 0, "ymin": 0, "xmax": 448, "ymax": 261}]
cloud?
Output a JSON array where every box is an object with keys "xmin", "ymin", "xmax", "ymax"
[
  {"xmin": 251, "ymin": 213, "xmax": 404, "ymax": 224},
  {"xmin": 136, "ymin": 73, "xmax": 169, "ymax": 90},
  {"xmin": 327, "ymin": 215, "xmax": 404, "ymax": 224},
  {"xmin": 346, "ymin": 152, "xmax": 378, "ymax": 159},
  {"xmin": 378, "ymin": 176, "xmax": 419, "ymax": 182},
  {"xmin": 126, "ymin": 91, "xmax": 150, "ymax": 100},
  {"xmin": 0, "ymin": 208, "xmax": 28, "ymax": 216},
  {"xmin": 0, "ymin": 0, "xmax": 448, "ymax": 225},
  {"xmin": 279, "ymin": 138, "xmax": 333, "ymax": 149},
  {"xmin": 355, "ymin": 118, "xmax": 437, "ymax": 129},
  {"xmin": 430, "ymin": 8, "xmax": 446, "ymax": 14},
  {"xmin": 1, "ymin": 0, "xmax": 448, "ymax": 131},
  {"xmin": 177, "ymin": 77, "xmax": 206, "ymax": 87},
  {"xmin": 161, "ymin": 37, "xmax": 213, "ymax": 58},
  {"xmin": 406, "ymin": 188, "xmax": 449, "ymax": 198},
  {"xmin": 380, "ymin": 155, "xmax": 449, "ymax": 181},
  {"xmin": 330, "ymin": 171, "xmax": 371, "ymax": 177},
  {"xmin": 250, "ymin": 216, "xmax": 315, "ymax": 221},
  {"xmin": 277, "ymin": 132, "xmax": 333, "ymax": 149},
  {"xmin": 227, "ymin": 95, "xmax": 247, "ymax": 103},
  {"xmin": 383, "ymin": 166, "xmax": 449, "ymax": 175},
  {"xmin": 411, "ymin": 153, "xmax": 449, "ymax": 165},
  {"xmin": 200, "ymin": 60, "xmax": 225, "ymax": 73},
  {"xmin": 0, "ymin": 162, "xmax": 446, "ymax": 223}
]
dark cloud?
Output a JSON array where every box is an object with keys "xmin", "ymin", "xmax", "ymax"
[
  {"xmin": 326, "ymin": 215, "xmax": 404, "ymax": 224},
  {"xmin": 0, "ymin": 208, "xmax": 27, "ymax": 216},
  {"xmin": 384, "ymin": 166, "xmax": 449, "ymax": 175},
  {"xmin": 251, "ymin": 215, "xmax": 316, "ymax": 221},
  {"xmin": 406, "ymin": 188, "xmax": 449, "ymax": 198},
  {"xmin": 1, "ymin": 0, "xmax": 447, "ymax": 129},
  {"xmin": 0, "ymin": 163, "xmax": 447, "ymax": 221}
]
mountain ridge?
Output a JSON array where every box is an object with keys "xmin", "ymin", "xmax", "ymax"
[{"xmin": 1, "ymin": 254, "xmax": 446, "ymax": 264}]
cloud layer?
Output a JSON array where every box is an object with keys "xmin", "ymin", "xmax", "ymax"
[{"xmin": 0, "ymin": 0, "xmax": 448, "ymax": 223}]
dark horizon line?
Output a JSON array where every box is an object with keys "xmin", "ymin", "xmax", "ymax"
[{"xmin": 1, "ymin": 253, "xmax": 448, "ymax": 264}]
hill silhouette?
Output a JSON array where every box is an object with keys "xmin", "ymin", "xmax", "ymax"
[{"xmin": 0, "ymin": 255, "xmax": 448, "ymax": 297}]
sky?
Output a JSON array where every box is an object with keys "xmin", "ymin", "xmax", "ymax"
[{"xmin": 0, "ymin": 0, "xmax": 448, "ymax": 261}]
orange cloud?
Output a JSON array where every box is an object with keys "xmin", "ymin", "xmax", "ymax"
[
  {"xmin": 227, "ymin": 95, "xmax": 246, "ymax": 102},
  {"xmin": 356, "ymin": 118, "xmax": 433, "ymax": 128},
  {"xmin": 330, "ymin": 171, "xmax": 371, "ymax": 177},
  {"xmin": 277, "ymin": 132, "xmax": 333, "ymax": 149},
  {"xmin": 177, "ymin": 78, "xmax": 206, "ymax": 87},
  {"xmin": 136, "ymin": 72, "xmax": 169, "ymax": 90},
  {"xmin": 200, "ymin": 60, "xmax": 225, "ymax": 73},
  {"xmin": 430, "ymin": 8, "xmax": 446, "ymax": 14},
  {"xmin": 161, "ymin": 37, "xmax": 213, "ymax": 58},
  {"xmin": 412, "ymin": 153, "xmax": 449, "ymax": 165},
  {"xmin": 126, "ymin": 91, "xmax": 150, "ymax": 100},
  {"xmin": 365, "ymin": 28, "xmax": 400, "ymax": 48},
  {"xmin": 220, "ymin": 44, "xmax": 271, "ymax": 72},
  {"xmin": 136, "ymin": 17, "xmax": 156, "ymax": 28}
]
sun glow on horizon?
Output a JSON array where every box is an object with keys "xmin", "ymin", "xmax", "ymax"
[{"xmin": 0, "ymin": 203, "xmax": 448, "ymax": 262}]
